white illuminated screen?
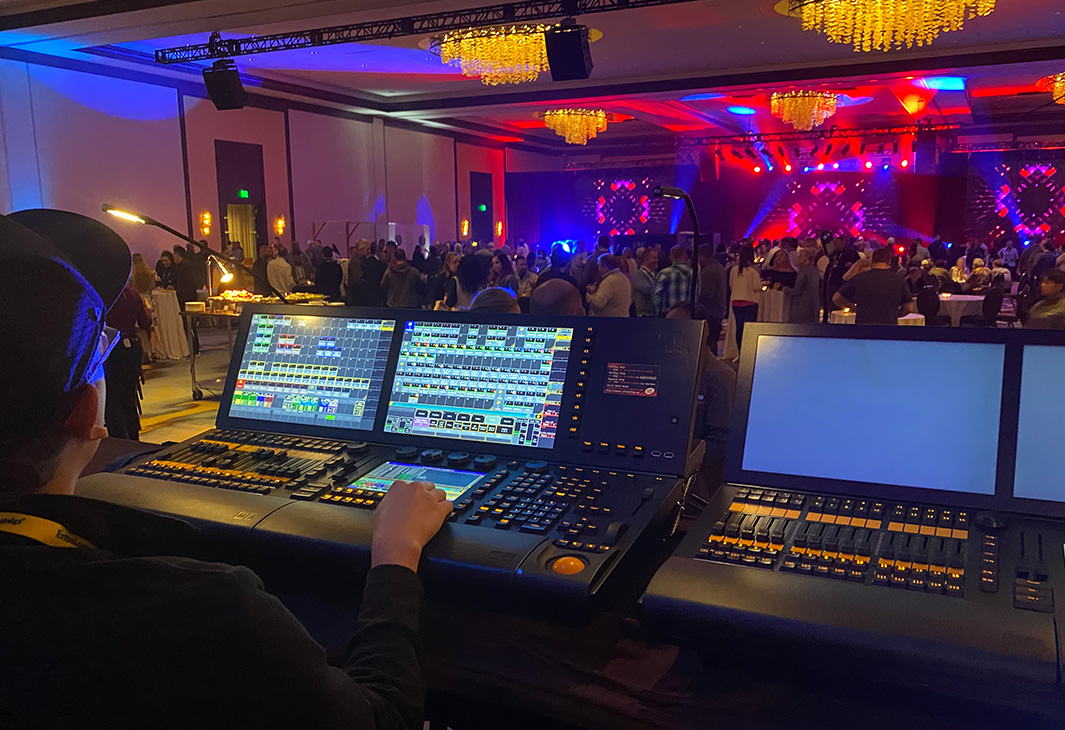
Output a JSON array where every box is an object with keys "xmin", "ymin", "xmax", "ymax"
[
  {"xmin": 1014, "ymin": 346, "xmax": 1065, "ymax": 502},
  {"xmin": 742, "ymin": 335, "xmax": 1004, "ymax": 494}
]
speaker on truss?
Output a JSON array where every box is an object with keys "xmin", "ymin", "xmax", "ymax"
[
  {"xmin": 545, "ymin": 22, "xmax": 593, "ymax": 81},
  {"xmin": 203, "ymin": 59, "xmax": 245, "ymax": 110}
]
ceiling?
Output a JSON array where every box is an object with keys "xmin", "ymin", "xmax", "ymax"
[{"xmin": 5, "ymin": 0, "xmax": 1065, "ymax": 154}]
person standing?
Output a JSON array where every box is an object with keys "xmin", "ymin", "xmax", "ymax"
[
  {"xmin": 104, "ymin": 280, "xmax": 152, "ymax": 440},
  {"xmin": 653, "ymin": 246, "xmax": 693, "ymax": 317},
  {"xmin": 171, "ymin": 245, "xmax": 200, "ymax": 355},
  {"xmin": 696, "ymin": 244, "xmax": 726, "ymax": 348},
  {"xmin": 155, "ymin": 250, "xmax": 176, "ymax": 290},
  {"xmin": 729, "ymin": 243, "xmax": 762, "ymax": 352},
  {"xmin": 632, "ymin": 248, "xmax": 658, "ymax": 317},
  {"xmin": 251, "ymin": 245, "xmax": 272, "ymax": 296},
  {"xmin": 1001, "ymin": 239, "xmax": 1019, "ymax": 274},
  {"xmin": 304, "ymin": 239, "xmax": 324, "ymax": 277},
  {"xmin": 586, "ymin": 254, "xmax": 632, "ymax": 317},
  {"xmin": 381, "ymin": 249, "xmax": 423, "ymax": 309},
  {"xmin": 430, "ymin": 252, "xmax": 459, "ymax": 309},
  {"xmin": 267, "ymin": 248, "xmax": 296, "ymax": 295},
  {"xmin": 513, "ymin": 254, "xmax": 538, "ymax": 299},
  {"xmin": 1031, "ymin": 240, "xmax": 1059, "ymax": 283},
  {"xmin": 487, "ymin": 251, "xmax": 519, "ymax": 294},
  {"xmin": 313, "ymin": 247, "xmax": 344, "ymax": 301},
  {"xmin": 536, "ymin": 245, "xmax": 577, "ymax": 289},
  {"xmin": 348, "ymin": 239, "xmax": 387, "ymax": 307},
  {"xmin": 782, "ymin": 248, "xmax": 821, "ymax": 323},
  {"xmin": 833, "ymin": 247, "xmax": 913, "ymax": 324}
]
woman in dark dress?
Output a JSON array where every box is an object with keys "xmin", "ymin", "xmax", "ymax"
[{"xmin": 763, "ymin": 249, "xmax": 797, "ymax": 289}]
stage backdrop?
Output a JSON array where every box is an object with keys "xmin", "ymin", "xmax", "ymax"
[
  {"xmin": 966, "ymin": 152, "xmax": 1065, "ymax": 244},
  {"xmin": 509, "ymin": 160, "xmax": 964, "ymax": 247}
]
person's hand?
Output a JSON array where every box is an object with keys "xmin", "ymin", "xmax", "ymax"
[
  {"xmin": 371, "ymin": 480, "xmax": 453, "ymax": 572},
  {"xmin": 587, "ymin": 284, "xmax": 597, "ymax": 294}
]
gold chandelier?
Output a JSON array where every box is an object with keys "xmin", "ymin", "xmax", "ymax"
[
  {"xmin": 430, "ymin": 24, "xmax": 552, "ymax": 85},
  {"xmin": 788, "ymin": 0, "xmax": 997, "ymax": 53},
  {"xmin": 770, "ymin": 90, "xmax": 839, "ymax": 130},
  {"xmin": 541, "ymin": 109, "xmax": 610, "ymax": 145},
  {"xmin": 1039, "ymin": 73, "xmax": 1065, "ymax": 106}
]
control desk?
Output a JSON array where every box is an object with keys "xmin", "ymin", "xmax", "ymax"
[
  {"xmin": 643, "ymin": 325, "xmax": 1065, "ymax": 691},
  {"xmin": 78, "ymin": 306, "xmax": 707, "ymax": 614}
]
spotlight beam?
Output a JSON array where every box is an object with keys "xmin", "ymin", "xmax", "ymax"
[{"xmin": 102, "ymin": 204, "xmax": 289, "ymax": 303}]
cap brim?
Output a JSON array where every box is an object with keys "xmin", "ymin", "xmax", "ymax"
[{"xmin": 7, "ymin": 209, "xmax": 131, "ymax": 309}]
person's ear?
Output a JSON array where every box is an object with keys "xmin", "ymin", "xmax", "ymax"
[{"xmin": 66, "ymin": 384, "xmax": 108, "ymax": 442}]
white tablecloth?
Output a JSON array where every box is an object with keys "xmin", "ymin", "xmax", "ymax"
[
  {"xmin": 722, "ymin": 289, "xmax": 788, "ymax": 359},
  {"xmin": 153, "ymin": 289, "xmax": 189, "ymax": 359},
  {"xmin": 829, "ymin": 310, "xmax": 926, "ymax": 326},
  {"xmin": 939, "ymin": 294, "xmax": 984, "ymax": 327}
]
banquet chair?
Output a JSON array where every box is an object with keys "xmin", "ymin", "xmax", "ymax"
[
  {"xmin": 959, "ymin": 286, "xmax": 1006, "ymax": 328},
  {"xmin": 916, "ymin": 287, "xmax": 951, "ymax": 326}
]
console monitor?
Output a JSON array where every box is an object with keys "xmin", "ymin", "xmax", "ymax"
[
  {"xmin": 228, "ymin": 312, "xmax": 395, "ymax": 431},
  {"xmin": 384, "ymin": 321, "xmax": 572, "ymax": 449},
  {"xmin": 1014, "ymin": 345, "xmax": 1065, "ymax": 502},
  {"xmin": 348, "ymin": 462, "xmax": 483, "ymax": 502},
  {"xmin": 740, "ymin": 335, "xmax": 1004, "ymax": 495}
]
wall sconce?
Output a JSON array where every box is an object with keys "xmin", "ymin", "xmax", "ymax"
[
  {"xmin": 495, "ymin": 221, "xmax": 503, "ymax": 237},
  {"xmin": 199, "ymin": 210, "xmax": 211, "ymax": 237},
  {"xmin": 274, "ymin": 214, "xmax": 286, "ymax": 237},
  {"xmin": 461, "ymin": 219, "xmax": 470, "ymax": 238}
]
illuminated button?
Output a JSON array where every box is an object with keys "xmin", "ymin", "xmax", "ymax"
[
  {"xmin": 551, "ymin": 556, "xmax": 587, "ymax": 575},
  {"xmin": 581, "ymin": 441, "xmax": 593, "ymax": 452},
  {"xmin": 632, "ymin": 445, "xmax": 645, "ymax": 458},
  {"xmin": 598, "ymin": 442, "xmax": 610, "ymax": 454}
]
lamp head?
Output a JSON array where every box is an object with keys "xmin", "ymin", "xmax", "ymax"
[
  {"xmin": 653, "ymin": 186, "xmax": 687, "ymax": 200},
  {"xmin": 101, "ymin": 204, "xmax": 151, "ymax": 225}
]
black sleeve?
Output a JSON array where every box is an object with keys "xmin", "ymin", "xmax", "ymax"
[{"xmin": 227, "ymin": 564, "xmax": 425, "ymax": 730}]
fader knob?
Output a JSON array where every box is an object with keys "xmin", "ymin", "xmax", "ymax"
[
  {"xmin": 447, "ymin": 452, "xmax": 471, "ymax": 466},
  {"xmin": 346, "ymin": 442, "xmax": 368, "ymax": 454},
  {"xmin": 421, "ymin": 449, "xmax": 444, "ymax": 463},
  {"xmin": 474, "ymin": 454, "xmax": 498, "ymax": 470},
  {"xmin": 525, "ymin": 460, "xmax": 549, "ymax": 473}
]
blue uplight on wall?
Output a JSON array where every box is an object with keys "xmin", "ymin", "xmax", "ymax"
[
  {"xmin": 836, "ymin": 94, "xmax": 874, "ymax": 107},
  {"xmin": 918, "ymin": 76, "xmax": 966, "ymax": 91},
  {"xmin": 727, "ymin": 106, "xmax": 757, "ymax": 116},
  {"xmin": 680, "ymin": 93, "xmax": 726, "ymax": 101}
]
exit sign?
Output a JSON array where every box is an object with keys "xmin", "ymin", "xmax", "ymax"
[
  {"xmin": 478, "ymin": 204, "xmax": 487, "ymax": 212},
  {"xmin": 238, "ymin": 189, "xmax": 249, "ymax": 199}
]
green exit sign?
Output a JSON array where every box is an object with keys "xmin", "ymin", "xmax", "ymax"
[
  {"xmin": 478, "ymin": 204, "xmax": 487, "ymax": 212},
  {"xmin": 238, "ymin": 189, "xmax": 249, "ymax": 199}
]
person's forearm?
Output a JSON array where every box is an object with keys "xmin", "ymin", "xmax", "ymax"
[{"xmin": 833, "ymin": 292, "xmax": 853, "ymax": 309}]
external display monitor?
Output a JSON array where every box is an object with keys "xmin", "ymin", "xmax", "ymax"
[
  {"xmin": 740, "ymin": 334, "xmax": 1005, "ymax": 495},
  {"xmin": 227, "ymin": 312, "xmax": 395, "ymax": 431},
  {"xmin": 383, "ymin": 321, "xmax": 572, "ymax": 449},
  {"xmin": 1014, "ymin": 345, "xmax": 1065, "ymax": 502},
  {"xmin": 348, "ymin": 462, "xmax": 483, "ymax": 502}
]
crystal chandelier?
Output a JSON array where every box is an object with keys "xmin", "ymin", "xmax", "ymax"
[
  {"xmin": 770, "ymin": 90, "xmax": 839, "ymax": 130},
  {"xmin": 541, "ymin": 109, "xmax": 610, "ymax": 145},
  {"xmin": 430, "ymin": 24, "xmax": 552, "ymax": 85},
  {"xmin": 1039, "ymin": 73, "xmax": 1065, "ymax": 106},
  {"xmin": 788, "ymin": 0, "xmax": 997, "ymax": 53}
]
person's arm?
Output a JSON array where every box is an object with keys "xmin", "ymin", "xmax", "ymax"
[
  {"xmin": 834, "ymin": 279, "xmax": 857, "ymax": 309},
  {"xmin": 586, "ymin": 279, "xmax": 609, "ymax": 309},
  {"xmin": 783, "ymin": 269, "xmax": 806, "ymax": 299},
  {"xmin": 652, "ymin": 273, "xmax": 667, "ymax": 315},
  {"xmin": 134, "ymin": 291, "xmax": 152, "ymax": 331},
  {"xmin": 899, "ymin": 281, "xmax": 914, "ymax": 315}
]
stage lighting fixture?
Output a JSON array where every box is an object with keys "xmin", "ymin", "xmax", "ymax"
[
  {"xmin": 810, "ymin": 143, "xmax": 820, "ymax": 155},
  {"xmin": 865, "ymin": 161, "xmax": 874, "ymax": 169},
  {"xmin": 877, "ymin": 143, "xmax": 886, "ymax": 155},
  {"xmin": 860, "ymin": 141, "xmax": 868, "ymax": 154},
  {"xmin": 841, "ymin": 143, "xmax": 851, "ymax": 156},
  {"xmin": 825, "ymin": 143, "xmax": 834, "ymax": 156},
  {"xmin": 883, "ymin": 163, "xmax": 890, "ymax": 170},
  {"xmin": 793, "ymin": 146, "xmax": 802, "ymax": 158},
  {"xmin": 901, "ymin": 159, "xmax": 909, "ymax": 168},
  {"xmin": 893, "ymin": 140, "xmax": 900, "ymax": 154},
  {"xmin": 817, "ymin": 163, "xmax": 825, "ymax": 170},
  {"xmin": 746, "ymin": 145, "xmax": 756, "ymax": 158},
  {"xmin": 777, "ymin": 145, "xmax": 787, "ymax": 159},
  {"xmin": 833, "ymin": 162, "xmax": 840, "ymax": 169},
  {"xmin": 753, "ymin": 166, "xmax": 762, "ymax": 173},
  {"xmin": 715, "ymin": 148, "xmax": 726, "ymax": 162},
  {"xmin": 731, "ymin": 149, "xmax": 744, "ymax": 160},
  {"xmin": 803, "ymin": 166, "xmax": 810, "ymax": 173},
  {"xmin": 785, "ymin": 164, "xmax": 793, "ymax": 172}
]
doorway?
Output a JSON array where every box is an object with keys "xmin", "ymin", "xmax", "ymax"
[{"xmin": 226, "ymin": 203, "xmax": 257, "ymax": 261}]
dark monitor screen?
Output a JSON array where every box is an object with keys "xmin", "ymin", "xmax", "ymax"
[
  {"xmin": 228, "ymin": 312, "xmax": 395, "ymax": 431},
  {"xmin": 383, "ymin": 321, "xmax": 573, "ymax": 449},
  {"xmin": 1014, "ymin": 345, "xmax": 1065, "ymax": 502},
  {"xmin": 741, "ymin": 334, "xmax": 1004, "ymax": 495}
]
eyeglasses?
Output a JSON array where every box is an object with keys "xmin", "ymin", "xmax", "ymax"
[{"xmin": 69, "ymin": 324, "xmax": 121, "ymax": 393}]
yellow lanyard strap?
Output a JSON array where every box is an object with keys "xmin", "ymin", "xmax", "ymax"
[{"xmin": 0, "ymin": 512, "xmax": 96, "ymax": 549}]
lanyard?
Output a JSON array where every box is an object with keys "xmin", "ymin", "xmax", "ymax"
[{"xmin": 0, "ymin": 512, "xmax": 96, "ymax": 549}]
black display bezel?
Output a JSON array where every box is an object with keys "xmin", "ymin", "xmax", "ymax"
[{"xmin": 726, "ymin": 323, "xmax": 1065, "ymax": 518}]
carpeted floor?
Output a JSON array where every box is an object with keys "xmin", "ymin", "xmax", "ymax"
[{"xmin": 137, "ymin": 327, "xmax": 231, "ymax": 445}]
